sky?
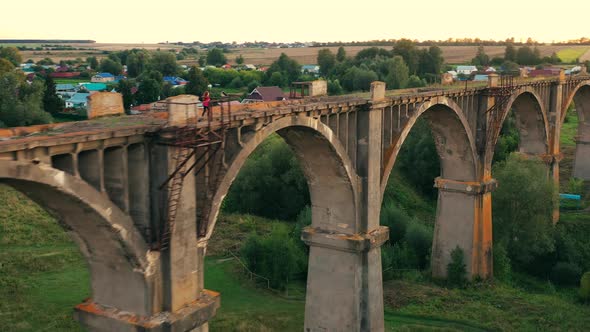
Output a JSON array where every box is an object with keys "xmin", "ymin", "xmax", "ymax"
[{"xmin": 2, "ymin": 0, "xmax": 589, "ymax": 44}]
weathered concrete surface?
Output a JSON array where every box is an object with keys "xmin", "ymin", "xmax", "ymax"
[
  {"xmin": 165, "ymin": 95, "xmax": 200, "ymax": 126},
  {"xmin": 0, "ymin": 160, "xmax": 161, "ymax": 316},
  {"xmin": 74, "ymin": 290, "xmax": 219, "ymax": 332},
  {"xmin": 87, "ymin": 92, "xmax": 125, "ymax": 119},
  {"xmin": 2, "ymin": 76, "xmax": 590, "ymax": 331}
]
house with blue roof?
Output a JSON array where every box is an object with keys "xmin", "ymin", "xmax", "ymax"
[
  {"xmin": 79, "ymin": 83, "xmax": 107, "ymax": 92},
  {"xmin": 91, "ymin": 72, "xmax": 115, "ymax": 83},
  {"xmin": 163, "ymin": 76, "xmax": 188, "ymax": 86},
  {"xmin": 65, "ymin": 92, "xmax": 90, "ymax": 109},
  {"xmin": 301, "ymin": 65, "xmax": 320, "ymax": 76}
]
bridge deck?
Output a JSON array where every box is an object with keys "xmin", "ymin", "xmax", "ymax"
[{"xmin": 0, "ymin": 75, "xmax": 585, "ymax": 154}]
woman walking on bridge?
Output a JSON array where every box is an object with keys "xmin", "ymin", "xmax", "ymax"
[{"xmin": 201, "ymin": 91, "xmax": 211, "ymax": 117}]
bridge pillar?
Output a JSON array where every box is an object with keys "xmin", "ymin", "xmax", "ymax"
[
  {"xmin": 549, "ymin": 80, "xmax": 565, "ymax": 223},
  {"xmin": 432, "ymin": 177, "xmax": 497, "ymax": 279},
  {"xmin": 573, "ymin": 137, "xmax": 590, "ymax": 179},
  {"xmin": 302, "ymin": 227, "xmax": 388, "ymax": 332}
]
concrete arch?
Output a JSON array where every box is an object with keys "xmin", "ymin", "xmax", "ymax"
[
  {"xmin": 379, "ymin": 96, "xmax": 481, "ymax": 278},
  {"xmin": 561, "ymin": 81, "xmax": 590, "ymax": 179},
  {"xmin": 561, "ymin": 80, "xmax": 590, "ymax": 125},
  {"xmin": 498, "ymin": 88, "xmax": 550, "ymax": 158},
  {"xmin": 202, "ymin": 114, "xmax": 359, "ymax": 241},
  {"xmin": 482, "ymin": 87, "xmax": 549, "ymax": 170},
  {"xmin": 381, "ymin": 96, "xmax": 479, "ymax": 197},
  {"xmin": 0, "ymin": 160, "xmax": 160, "ymax": 316}
]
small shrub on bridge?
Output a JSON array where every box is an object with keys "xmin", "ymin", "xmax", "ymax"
[
  {"xmin": 447, "ymin": 246, "xmax": 467, "ymax": 287},
  {"xmin": 580, "ymin": 272, "xmax": 590, "ymax": 303},
  {"xmin": 550, "ymin": 262, "xmax": 582, "ymax": 286}
]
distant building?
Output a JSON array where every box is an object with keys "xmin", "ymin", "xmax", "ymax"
[
  {"xmin": 242, "ymin": 86, "xmax": 286, "ymax": 103},
  {"xmin": 65, "ymin": 92, "xmax": 90, "ymax": 109},
  {"xmin": 302, "ymin": 64, "xmax": 320, "ymax": 76},
  {"xmin": 473, "ymin": 74, "xmax": 489, "ymax": 82},
  {"xmin": 79, "ymin": 83, "xmax": 108, "ymax": 92},
  {"xmin": 243, "ymin": 64, "xmax": 256, "ymax": 70},
  {"xmin": 163, "ymin": 76, "xmax": 188, "ymax": 86},
  {"xmin": 55, "ymin": 84, "xmax": 77, "ymax": 99},
  {"xmin": 91, "ymin": 72, "xmax": 115, "ymax": 83},
  {"xmin": 456, "ymin": 65, "xmax": 478, "ymax": 76}
]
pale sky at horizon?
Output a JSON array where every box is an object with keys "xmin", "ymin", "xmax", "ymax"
[{"xmin": 2, "ymin": 0, "xmax": 589, "ymax": 44}]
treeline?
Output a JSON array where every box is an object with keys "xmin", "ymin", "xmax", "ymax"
[
  {"xmin": 0, "ymin": 47, "xmax": 59, "ymax": 127},
  {"xmin": 312, "ymin": 37, "xmax": 549, "ymax": 47},
  {"xmin": 0, "ymin": 39, "xmax": 96, "ymax": 44},
  {"xmin": 317, "ymin": 41, "xmax": 443, "ymax": 93}
]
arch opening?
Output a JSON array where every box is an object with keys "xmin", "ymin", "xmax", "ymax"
[
  {"xmin": 564, "ymin": 84, "xmax": 590, "ymax": 180},
  {"xmin": 0, "ymin": 161, "xmax": 157, "ymax": 318},
  {"xmin": 202, "ymin": 116, "xmax": 359, "ymax": 330},
  {"xmin": 380, "ymin": 99, "xmax": 479, "ymax": 280}
]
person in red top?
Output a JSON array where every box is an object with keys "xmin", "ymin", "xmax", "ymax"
[{"xmin": 201, "ymin": 91, "xmax": 211, "ymax": 117}]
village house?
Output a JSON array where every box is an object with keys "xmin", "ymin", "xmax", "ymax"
[
  {"xmin": 302, "ymin": 64, "xmax": 320, "ymax": 76},
  {"xmin": 456, "ymin": 65, "xmax": 478, "ymax": 76},
  {"xmin": 65, "ymin": 92, "xmax": 90, "ymax": 109},
  {"xmin": 241, "ymin": 86, "xmax": 286, "ymax": 104},
  {"xmin": 91, "ymin": 72, "xmax": 115, "ymax": 83}
]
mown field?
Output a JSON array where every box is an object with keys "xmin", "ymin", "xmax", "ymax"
[{"xmin": 15, "ymin": 42, "xmax": 590, "ymax": 65}]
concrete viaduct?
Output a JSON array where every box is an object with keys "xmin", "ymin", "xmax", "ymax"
[{"xmin": 1, "ymin": 73, "xmax": 590, "ymax": 331}]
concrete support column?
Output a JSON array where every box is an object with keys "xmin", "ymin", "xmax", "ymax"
[
  {"xmin": 549, "ymin": 81, "xmax": 564, "ymax": 222},
  {"xmin": 103, "ymin": 146, "xmax": 129, "ymax": 212},
  {"xmin": 127, "ymin": 143, "xmax": 151, "ymax": 240},
  {"xmin": 146, "ymin": 138, "xmax": 219, "ymax": 332},
  {"xmin": 432, "ymin": 177, "xmax": 497, "ymax": 279},
  {"xmin": 573, "ymin": 136, "xmax": 590, "ymax": 179},
  {"xmin": 302, "ymin": 227, "xmax": 388, "ymax": 332}
]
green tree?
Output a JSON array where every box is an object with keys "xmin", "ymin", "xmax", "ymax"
[
  {"xmin": 504, "ymin": 44, "xmax": 517, "ymax": 62},
  {"xmin": 185, "ymin": 66, "xmax": 209, "ymax": 97},
  {"xmin": 385, "ymin": 56, "xmax": 409, "ymax": 89},
  {"xmin": 492, "ymin": 154, "xmax": 556, "ymax": 268},
  {"xmin": 42, "ymin": 75, "xmax": 64, "ymax": 115},
  {"xmin": 149, "ymin": 51, "xmax": 178, "ymax": 76},
  {"xmin": 0, "ymin": 47, "xmax": 22, "ymax": 66},
  {"xmin": 447, "ymin": 246, "xmax": 467, "ymax": 286},
  {"xmin": 0, "ymin": 58, "xmax": 14, "ymax": 76},
  {"xmin": 126, "ymin": 51, "xmax": 149, "ymax": 77},
  {"xmin": 516, "ymin": 46, "xmax": 541, "ymax": 65},
  {"xmin": 393, "ymin": 39, "xmax": 419, "ymax": 74},
  {"xmin": 136, "ymin": 78, "xmax": 161, "ymax": 104},
  {"xmin": 206, "ymin": 48, "xmax": 227, "ymax": 67},
  {"xmin": 87, "ymin": 56, "xmax": 98, "ymax": 70},
  {"xmin": 235, "ymin": 54, "xmax": 244, "ymax": 65},
  {"xmin": 317, "ymin": 48, "xmax": 336, "ymax": 76},
  {"xmin": 472, "ymin": 45, "xmax": 490, "ymax": 66},
  {"xmin": 99, "ymin": 58, "xmax": 123, "ymax": 75},
  {"xmin": 117, "ymin": 79, "xmax": 136, "ymax": 110},
  {"xmin": 269, "ymin": 71, "xmax": 284, "ymax": 87},
  {"xmin": 336, "ymin": 46, "xmax": 347, "ymax": 62},
  {"xmin": 0, "ymin": 72, "xmax": 52, "ymax": 127},
  {"xmin": 223, "ymin": 135, "xmax": 309, "ymax": 220},
  {"xmin": 265, "ymin": 53, "xmax": 301, "ymax": 86}
]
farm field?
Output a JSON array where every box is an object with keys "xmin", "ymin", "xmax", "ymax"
[{"xmin": 15, "ymin": 42, "xmax": 590, "ymax": 65}]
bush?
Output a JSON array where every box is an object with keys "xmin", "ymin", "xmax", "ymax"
[
  {"xmin": 447, "ymin": 246, "xmax": 467, "ymax": 287},
  {"xmin": 568, "ymin": 177, "xmax": 584, "ymax": 195},
  {"xmin": 240, "ymin": 225, "xmax": 308, "ymax": 290},
  {"xmin": 380, "ymin": 202, "xmax": 411, "ymax": 245},
  {"xmin": 405, "ymin": 222, "xmax": 433, "ymax": 269},
  {"xmin": 550, "ymin": 262, "xmax": 582, "ymax": 286},
  {"xmin": 580, "ymin": 272, "xmax": 590, "ymax": 302},
  {"xmin": 493, "ymin": 244, "xmax": 512, "ymax": 281}
]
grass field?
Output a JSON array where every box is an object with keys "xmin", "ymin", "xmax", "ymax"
[
  {"xmin": 557, "ymin": 48, "xmax": 590, "ymax": 63},
  {"xmin": 54, "ymin": 78, "xmax": 90, "ymax": 85},
  {"xmin": 2, "ymin": 176, "xmax": 590, "ymax": 331}
]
